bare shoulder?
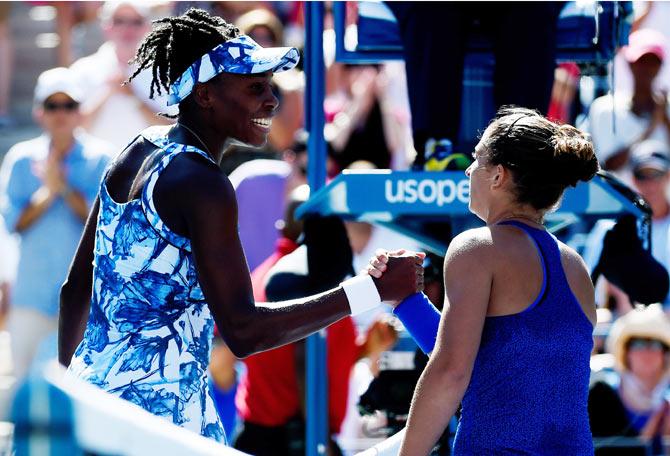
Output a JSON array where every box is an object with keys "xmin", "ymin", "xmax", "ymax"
[
  {"xmin": 557, "ymin": 241, "xmax": 592, "ymax": 287},
  {"xmin": 105, "ymin": 136, "xmax": 159, "ymax": 203},
  {"xmin": 556, "ymin": 241, "xmax": 588, "ymax": 269},
  {"xmin": 161, "ymin": 153, "xmax": 238, "ymax": 226},
  {"xmin": 106, "ymin": 136, "xmax": 154, "ymax": 176},
  {"xmin": 444, "ymin": 227, "xmax": 495, "ymax": 270},
  {"xmin": 173, "ymin": 153, "xmax": 235, "ymax": 203},
  {"xmin": 443, "ymin": 228, "xmax": 494, "ymax": 314},
  {"xmin": 446, "ymin": 227, "xmax": 494, "ymax": 257},
  {"xmin": 151, "ymin": 151, "xmax": 238, "ymax": 237},
  {"xmin": 558, "ymin": 241, "xmax": 597, "ymax": 325}
]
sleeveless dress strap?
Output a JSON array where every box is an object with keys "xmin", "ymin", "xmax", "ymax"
[
  {"xmin": 506, "ymin": 223, "xmax": 570, "ymax": 289},
  {"xmin": 498, "ymin": 221, "xmax": 548, "ymax": 313},
  {"xmin": 139, "ymin": 126, "xmax": 216, "ymax": 252},
  {"xmin": 99, "ymin": 132, "xmax": 145, "ymax": 205}
]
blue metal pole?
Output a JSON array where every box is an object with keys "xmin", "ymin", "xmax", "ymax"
[
  {"xmin": 304, "ymin": 3, "xmax": 328, "ymax": 456},
  {"xmin": 305, "ymin": 3, "xmax": 327, "ymax": 189}
]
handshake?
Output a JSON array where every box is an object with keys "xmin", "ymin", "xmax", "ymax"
[
  {"xmin": 342, "ymin": 249, "xmax": 441, "ymax": 355},
  {"xmin": 341, "ymin": 249, "xmax": 424, "ymax": 317},
  {"xmin": 367, "ymin": 249, "xmax": 426, "ymax": 304}
]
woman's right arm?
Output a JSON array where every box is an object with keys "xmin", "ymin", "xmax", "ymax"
[
  {"xmin": 398, "ymin": 229, "xmax": 492, "ymax": 456},
  {"xmin": 58, "ymin": 196, "xmax": 99, "ymax": 366},
  {"xmin": 184, "ymin": 168, "xmax": 423, "ymax": 358}
]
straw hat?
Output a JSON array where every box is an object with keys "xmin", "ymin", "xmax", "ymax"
[{"xmin": 606, "ymin": 304, "xmax": 670, "ymax": 372}]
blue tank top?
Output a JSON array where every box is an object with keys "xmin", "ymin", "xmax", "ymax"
[{"xmin": 452, "ymin": 221, "xmax": 594, "ymax": 455}]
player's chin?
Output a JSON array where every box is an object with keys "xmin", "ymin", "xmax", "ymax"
[
  {"xmin": 247, "ymin": 134, "xmax": 268, "ymax": 148},
  {"xmin": 468, "ymin": 202, "xmax": 483, "ymax": 221},
  {"xmin": 247, "ymin": 124, "xmax": 271, "ymax": 147}
]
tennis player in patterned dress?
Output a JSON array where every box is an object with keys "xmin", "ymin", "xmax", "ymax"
[{"xmin": 58, "ymin": 9, "xmax": 424, "ymax": 443}]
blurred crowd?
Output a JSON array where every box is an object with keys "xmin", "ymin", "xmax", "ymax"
[{"xmin": 1, "ymin": 1, "xmax": 670, "ymax": 454}]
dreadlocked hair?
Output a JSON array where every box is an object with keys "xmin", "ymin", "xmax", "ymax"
[{"xmin": 127, "ymin": 8, "xmax": 239, "ymax": 117}]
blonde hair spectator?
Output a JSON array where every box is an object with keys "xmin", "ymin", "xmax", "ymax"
[{"xmin": 235, "ymin": 8, "xmax": 284, "ymax": 47}]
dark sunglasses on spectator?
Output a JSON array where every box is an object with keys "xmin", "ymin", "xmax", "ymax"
[
  {"xmin": 43, "ymin": 101, "xmax": 79, "ymax": 112},
  {"xmin": 627, "ymin": 337, "xmax": 668, "ymax": 352},
  {"xmin": 112, "ymin": 17, "xmax": 145, "ymax": 27}
]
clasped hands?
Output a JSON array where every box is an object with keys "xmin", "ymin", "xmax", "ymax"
[
  {"xmin": 363, "ymin": 248, "xmax": 425, "ymax": 305},
  {"xmin": 34, "ymin": 153, "xmax": 69, "ymax": 198}
]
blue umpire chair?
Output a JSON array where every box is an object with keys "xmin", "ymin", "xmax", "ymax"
[{"xmin": 299, "ymin": 2, "xmax": 641, "ymax": 455}]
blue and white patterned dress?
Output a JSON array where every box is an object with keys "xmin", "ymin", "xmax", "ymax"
[{"xmin": 67, "ymin": 126, "xmax": 225, "ymax": 443}]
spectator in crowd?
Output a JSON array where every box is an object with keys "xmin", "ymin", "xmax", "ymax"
[
  {"xmin": 236, "ymin": 8, "xmax": 304, "ymax": 153},
  {"xmin": 53, "ymin": 2, "xmax": 105, "ymax": 66},
  {"xmin": 590, "ymin": 304, "xmax": 670, "ymax": 441},
  {"xmin": 587, "ymin": 29, "xmax": 670, "ymax": 175},
  {"xmin": 0, "ymin": 67, "xmax": 112, "ymax": 382},
  {"xmin": 324, "ymin": 65, "xmax": 394, "ymax": 171},
  {"xmin": 547, "ymin": 62, "xmax": 581, "ymax": 124},
  {"xmin": 236, "ymin": 8, "xmax": 284, "ymax": 48},
  {"xmin": 248, "ymin": 183, "xmax": 310, "ymax": 292},
  {"xmin": 70, "ymin": 0, "xmax": 173, "ymax": 149},
  {"xmin": 631, "ymin": 143, "xmax": 670, "ymax": 273},
  {"xmin": 613, "ymin": 2, "xmax": 670, "ymax": 98},
  {"xmin": 582, "ymin": 140, "xmax": 670, "ymax": 309},
  {"xmin": 235, "ymin": 211, "xmax": 397, "ymax": 456},
  {"xmin": 229, "ymin": 131, "xmax": 309, "ymax": 272},
  {"xmin": 212, "ymin": 2, "xmax": 271, "ymax": 26}
]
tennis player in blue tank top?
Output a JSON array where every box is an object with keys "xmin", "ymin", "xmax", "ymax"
[{"xmin": 369, "ymin": 107, "xmax": 600, "ymax": 455}]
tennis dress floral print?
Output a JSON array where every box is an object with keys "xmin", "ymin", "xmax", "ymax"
[{"xmin": 67, "ymin": 126, "xmax": 225, "ymax": 443}]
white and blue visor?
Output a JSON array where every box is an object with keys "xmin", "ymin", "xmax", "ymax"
[{"xmin": 167, "ymin": 35, "xmax": 300, "ymax": 106}]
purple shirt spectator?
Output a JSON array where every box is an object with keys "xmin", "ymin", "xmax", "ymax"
[{"xmin": 229, "ymin": 159, "xmax": 291, "ymax": 271}]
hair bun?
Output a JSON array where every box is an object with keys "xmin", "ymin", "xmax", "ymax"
[
  {"xmin": 551, "ymin": 125, "xmax": 599, "ymax": 187},
  {"xmin": 485, "ymin": 106, "xmax": 601, "ymax": 211}
]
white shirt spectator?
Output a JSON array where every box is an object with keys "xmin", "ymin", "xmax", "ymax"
[
  {"xmin": 614, "ymin": 2, "xmax": 670, "ymax": 95},
  {"xmin": 587, "ymin": 93, "xmax": 670, "ymax": 171},
  {"xmin": 70, "ymin": 42, "xmax": 176, "ymax": 149}
]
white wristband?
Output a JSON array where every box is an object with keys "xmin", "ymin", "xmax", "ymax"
[{"xmin": 341, "ymin": 274, "xmax": 382, "ymax": 316}]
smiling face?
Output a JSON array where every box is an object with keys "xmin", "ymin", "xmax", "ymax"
[{"xmin": 206, "ymin": 71, "xmax": 279, "ymax": 147}]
